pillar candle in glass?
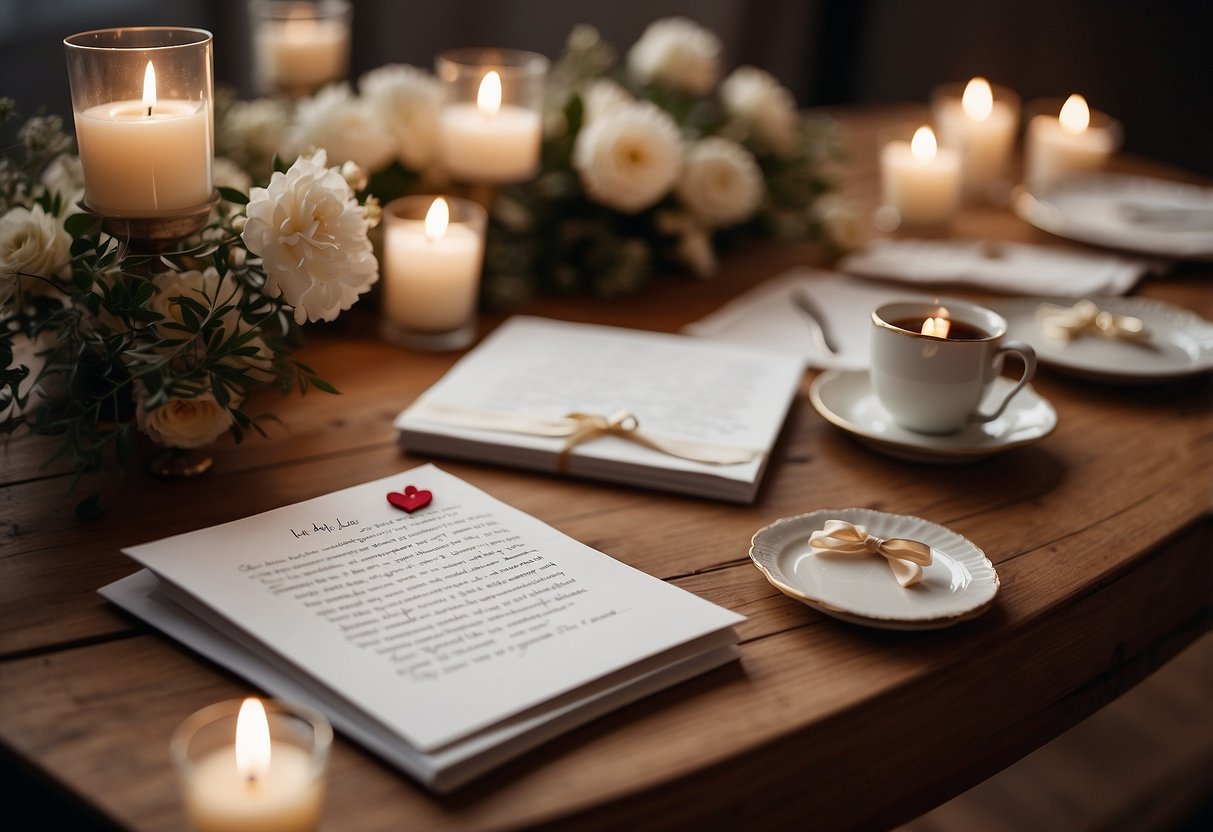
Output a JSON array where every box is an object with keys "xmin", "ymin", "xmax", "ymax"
[
  {"xmin": 1024, "ymin": 95, "xmax": 1121, "ymax": 192},
  {"xmin": 382, "ymin": 195, "xmax": 488, "ymax": 351},
  {"xmin": 250, "ymin": 1, "xmax": 351, "ymax": 97},
  {"xmin": 879, "ymin": 125, "xmax": 962, "ymax": 230},
  {"xmin": 436, "ymin": 48, "xmax": 548, "ymax": 184},
  {"xmin": 172, "ymin": 698, "xmax": 332, "ymax": 832},
  {"xmin": 64, "ymin": 27, "xmax": 213, "ymax": 217},
  {"xmin": 931, "ymin": 77, "xmax": 1020, "ymax": 203}
]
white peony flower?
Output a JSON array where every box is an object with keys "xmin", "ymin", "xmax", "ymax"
[
  {"xmin": 580, "ymin": 79, "xmax": 633, "ymax": 125},
  {"xmin": 241, "ymin": 150, "xmax": 379, "ymax": 325},
  {"xmin": 288, "ymin": 84, "xmax": 397, "ymax": 173},
  {"xmin": 676, "ymin": 137, "xmax": 764, "ymax": 226},
  {"xmin": 359, "ymin": 64, "xmax": 443, "ymax": 171},
  {"xmin": 0, "ymin": 204, "xmax": 71, "ymax": 305},
  {"xmin": 572, "ymin": 102, "xmax": 682, "ymax": 213},
  {"xmin": 627, "ymin": 17, "xmax": 721, "ymax": 95},
  {"xmin": 221, "ymin": 98, "xmax": 291, "ymax": 168},
  {"xmin": 720, "ymin": 66, "xmax": 801, "ymax": 158},
  {"xmin": 40, "ymin": 155, "xmax": 85, "ymax": 216},
  {"xmin": 136, "ymin": 387, "xmax": 237, "ymax": 449}
]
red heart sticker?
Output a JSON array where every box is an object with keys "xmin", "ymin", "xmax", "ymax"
[{"xmin": 387, "ymin": 485, "xmax": 432, "ymax": 513}]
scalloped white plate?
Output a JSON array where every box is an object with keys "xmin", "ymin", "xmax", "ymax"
[
  {"xmin": 749, "ymin": 508, "xmax": 999, "ymax": 630},
  {"xmin": 994, "ymin": 296, "xmax": 1213, "ymax": 383}
]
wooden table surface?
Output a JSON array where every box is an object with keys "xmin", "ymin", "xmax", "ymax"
[{"xmin": 2, "ymin": 107, "xmax": 1211, "ymax": 831}]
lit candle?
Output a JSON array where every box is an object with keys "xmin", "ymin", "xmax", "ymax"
[
  {"xmin": 880, "ymin": 125, "xmax": 962, "ymax": 227},
  {"xmin": 73, "ymin": 59, "xmax": 212, "ymax": 216},
  {"xmin": 439, "ymin": 70, "xmax": 543, "ymax": 183},
  {"xmin": 178, "ymin": 698, "xmax": 327, "ymax": 832},
  {"xmin": 253, "ymin": 1, "xmax": 351, "ymax": 96},
  {"xmin": 931, "ymin": 77, "xmax": 1019, "ymax": 198},
  {"xmin": 1025, "ymin": 94, "xmax": 1119, "ymax": 191},
  {"xmin": 383, "ymin": 195, "xmax": 487, "ymax": 349}
]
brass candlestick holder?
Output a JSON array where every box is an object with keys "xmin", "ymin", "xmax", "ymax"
[{"xmin": 88, "ymin": 191, "xmax": 221, "ymax": 253}]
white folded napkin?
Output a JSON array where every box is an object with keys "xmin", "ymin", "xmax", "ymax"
[
  {"xmin": 684, "ymin": 267, "xmax": 934, "ymax": 370},
  {"xmin": 839, "ymin": 238, "xmax": 1158, "ymax": 296}
]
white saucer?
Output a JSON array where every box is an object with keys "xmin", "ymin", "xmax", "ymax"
[
  {"xmin": 749, "ymin": 508, "xmax": 999, "ymax": 630},
  {"xmin": 809, "ymin": 370, "xmax": 1057, "ymax": 463},
  {"xmin": 995, "ymin": 296, "xmax": 1213, "ymax": 383},
  {"xmin": 1014, "ymin": 174, "xmax": 1213, "ymax": 260}
]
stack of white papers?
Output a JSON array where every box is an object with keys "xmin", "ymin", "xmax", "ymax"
[{"xmin": 100, "ymin": 465, "xmax": 744, "ymax": 791}]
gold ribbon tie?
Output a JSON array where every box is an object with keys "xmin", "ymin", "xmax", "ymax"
[
  {"xmin": 1035, "ymin": 300, "xmax": 1150, "ymax": 343},
  {"xmin": 809, "ymin": 519, "xmax": 933, "ymax": 588}
]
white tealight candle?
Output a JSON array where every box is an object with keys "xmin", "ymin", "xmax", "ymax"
[
  {"xmin": 74, "ymin": 61, "xmax": 212, "ymax": 215},
  {"xmin": 880, "ymin": 125, "xmax": 962, "ymax": 227},
  {"xmin": 439, "ymin": 70, "xmax": 543, "ymax": 184},
  {"xmin": 181, "ymin": 699, "xmax": 324, "ymax": 832},
  {"xmin": 384, "ymin": 197, "xmax": 485, "ymax": 336},
  {"xmin": 932, "ymin": 77, "xmax": 1019, "ymax": 198},
  {"xmin": 254, "ymin": 9, "xmax": 350, "ymax": 96},
  {"xmin": 1025, "ymin": 94, "xmax": 1118, "ymax": 191}
]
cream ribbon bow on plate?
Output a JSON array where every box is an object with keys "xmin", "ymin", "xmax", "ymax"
[
  {"xmin": 808, "ymin": 519, "xmax": 933, "ymax": 588},
  {"xmin": 1035, "ymin": 299, "xmax": 1150, "ymax": 343}
]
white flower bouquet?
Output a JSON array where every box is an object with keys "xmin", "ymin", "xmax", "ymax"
[
  {"xmin": 0, "ymin": 99, "xmax": 379, "ymax": 504},
  {"xmin": 217, "ymin": 17, "xmax": 849, "ymax": 303}
]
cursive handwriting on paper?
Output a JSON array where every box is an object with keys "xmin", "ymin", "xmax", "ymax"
[{"xmin": 291, "ymin": 517, "xmax": 360, "ymax": 538}]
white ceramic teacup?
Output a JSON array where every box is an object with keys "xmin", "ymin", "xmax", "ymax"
[{"xmin": 870, "ymin": 299, "xmax": 1037, "ymax": 434}]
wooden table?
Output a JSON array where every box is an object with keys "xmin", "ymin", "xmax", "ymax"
[{"xmin": 2, "ymin": 108, "xmax": 1210, "ymax": 831}]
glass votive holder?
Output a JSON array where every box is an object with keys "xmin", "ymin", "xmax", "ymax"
[
  {"xmin": 381, "ymin": 195, "xmax": 488, "ymax": 352},
  {"xmin": 250, "ymin": 0, "xmax": 352, "ymax": 98},
  {"xmin": 875, "ymin": 122, "xmax": 963, "ymax": 234},
  {"xmin": 930, "ymin": 78, "xmax": 1021, "ymax": 205},
  {"xmin": 171, "ymin": 698, "xmax": 332, "ymax": 832},
  {"xmin": 1023, "ymin": 95, "xmax": 1122, "ymax": 193},
  {"xmin": 436, "ymin": 48, "xmax": 549, "ymax": 184},
  {"xmin": 64, "ymin": 27, "xmax": 214, "ymax": 220}
]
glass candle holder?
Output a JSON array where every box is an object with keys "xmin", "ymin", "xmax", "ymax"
[
  {"xmin": 171, "ymin": 698, "xmax": 332, "ymax": 832},
  {"xmin": 64, "ymin": 27, "xmax": 214, "ymax": 219},
  {"xmin": 931, "ymin": 78, "xmax": 1020, "ymax": 204},
  {"xmin": 876, "ymin": 123, "xmax": 962, "ymax": 233},
  {"xmin": 381, "ymin": 195, "xmax": 488, "ymax": 352},
  {"xmin": 1023, "ymin": 95, "xmax": 1122, "ymax": 193},
  {"xmin": 436, "ymin": 48, "xmax": 548, "ymax": 184},
  {"xmin": 250, "ymin": 0, "xmax": 352, "ymax": 98}
]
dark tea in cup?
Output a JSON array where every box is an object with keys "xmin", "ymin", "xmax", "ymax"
[{"xmin": 888, "ymin": 317, "xmax": 992, "ymax": 341}]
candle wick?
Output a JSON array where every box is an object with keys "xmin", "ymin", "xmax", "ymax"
[
  {"xmin": 246, "ymin": 773, "xmax": 258, "ymax": 787},
  {"xmin": 147, "ymin": 106, "xmax": 153, "ymax": 117}
]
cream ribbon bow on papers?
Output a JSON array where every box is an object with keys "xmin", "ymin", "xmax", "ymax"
[
  {"xmin": 1035, "ymin": 300, "xmax": 1150, "ymax": 343},
  {"xmin": 808, "ymin": 520, "xmax": 933, "ymax": 588}
]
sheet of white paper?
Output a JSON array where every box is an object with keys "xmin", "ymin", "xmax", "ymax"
[
  {"xmin": 395, "ymin": 317, "xmax": 803, "ymax": 486},
  {"xmin": 120, "ymin": 464, "xmax": 743, "ymax": 752},
  {"xmin": 684, "ymin": 268, "xmax": 937, "ymax": 370}
]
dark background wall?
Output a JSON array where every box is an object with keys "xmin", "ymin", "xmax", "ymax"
[{"xmin": 2, "ymin": 0, "xmax": 1210, "ymax": 175}]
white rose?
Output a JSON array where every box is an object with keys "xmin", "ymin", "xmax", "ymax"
[
  {"xmin": 39, "ymin": 154, "xmax": 85, "ymax": 216},
  {"xmin": 720, "ymin": 66, "xmax": 801, "ymax": 158},
  {"xmin": 627, "ymin": 17, "xmax": 721, "ymax": 95},
  {"xmin": 572, "ymin": 102, "xmax": 682, "ymax": 213},
  {"xmin": 136, "ymin": 387, "xmax": 237, "ymax": 449},
  {"xmin": 0, "ymin": 204, "xmax": 71, "ymax": 305},
  {"xmin": 241, "ymin": 150, "xmax": 379, "ymax": 325},
  {"xmin": 289, "ymin": 84, "xmax": 397, "ymax": 173},
  {"xmin": 580, "ymin": 79, "xmax": 633, "ymax": 125},
  {"xmin": 359, "ymin": 64, "xmax": 443, "ymax": 171},
  {"xmin": 221, "ymin": 98, "xmax": 291, "ymax": 168},
  {"xmin": 676, "ymin": 137, "xmax": 764, "ymax": 226}
]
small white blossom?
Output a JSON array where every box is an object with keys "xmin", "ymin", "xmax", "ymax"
[
  {"xmin": 289, "ymin": 84, "xmax": 397, "ymax": 173},
  {"xmin": 0, "ymin": 204, "xmax": 71, "ymax": 305},
  {"xmin": 627, "ymin": 17, "xmax": 721, "ymax": 95},
  {"xmin": 136, "ymin": 387, "xmax": 237, "ymax": 449},
  {"xmin": 720, "ymin": 66, "xmax": 801, "ymax": 158},
  {"xmin": 812, "ymin": 193, "xmax": 867, "ymax": 251},
  {"xmin": 39, "ymin": 155, "xmax": 85, "ymax": 216},
  {"xmin": 580, "ymin": 79, "xmax": 633, "ymax": 125},
  {"xmin": 241, "ymin": 150, "xmax": 379, "ymax": 325},
  {"xmin": 359, "ymin": 64, "xmax": 443, "ymax": 171},
  {"xmin": 212, "ymin": 157, "xmax": 252, "ymax": 199},
  {"xmin": 221, "ymin": 98, "xmax": 291, "ymax": 169},
  {"xmin": 573, "ymin": 102, "xmax": 682, "ymax": 213},
  {"xmin": 676, "ymin": 137, "xmax": 764, "ymax": 226}
]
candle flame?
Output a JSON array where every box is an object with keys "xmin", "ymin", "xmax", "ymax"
[
  {"xmin": 962, "ymin": 77, "xmax": 994, "ymax": 121},
  {"xmin": 921, "ymin": 316, "xmax": 952, "ymax": 338},
  {"xmin": 477, "ymin": 71, "xmax": 502, "ymax": 116},
  {"xmin": 910, "ymin": 126, "xmax": 937, "ymax": 162},
  {"xmin": 142, "ymin": 62, "xmax": 157, "ymax": 115},
  {"xmin": 235, "ymin": 698, "xmax": 271, "ymax": 785},
  {"xmin": 425, "ymin": 197, "xmax": 450, "ymax": 241},
  {"xmin": 1059, "ymin": 94, "xmax": 1090, "ymax": 135}
]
